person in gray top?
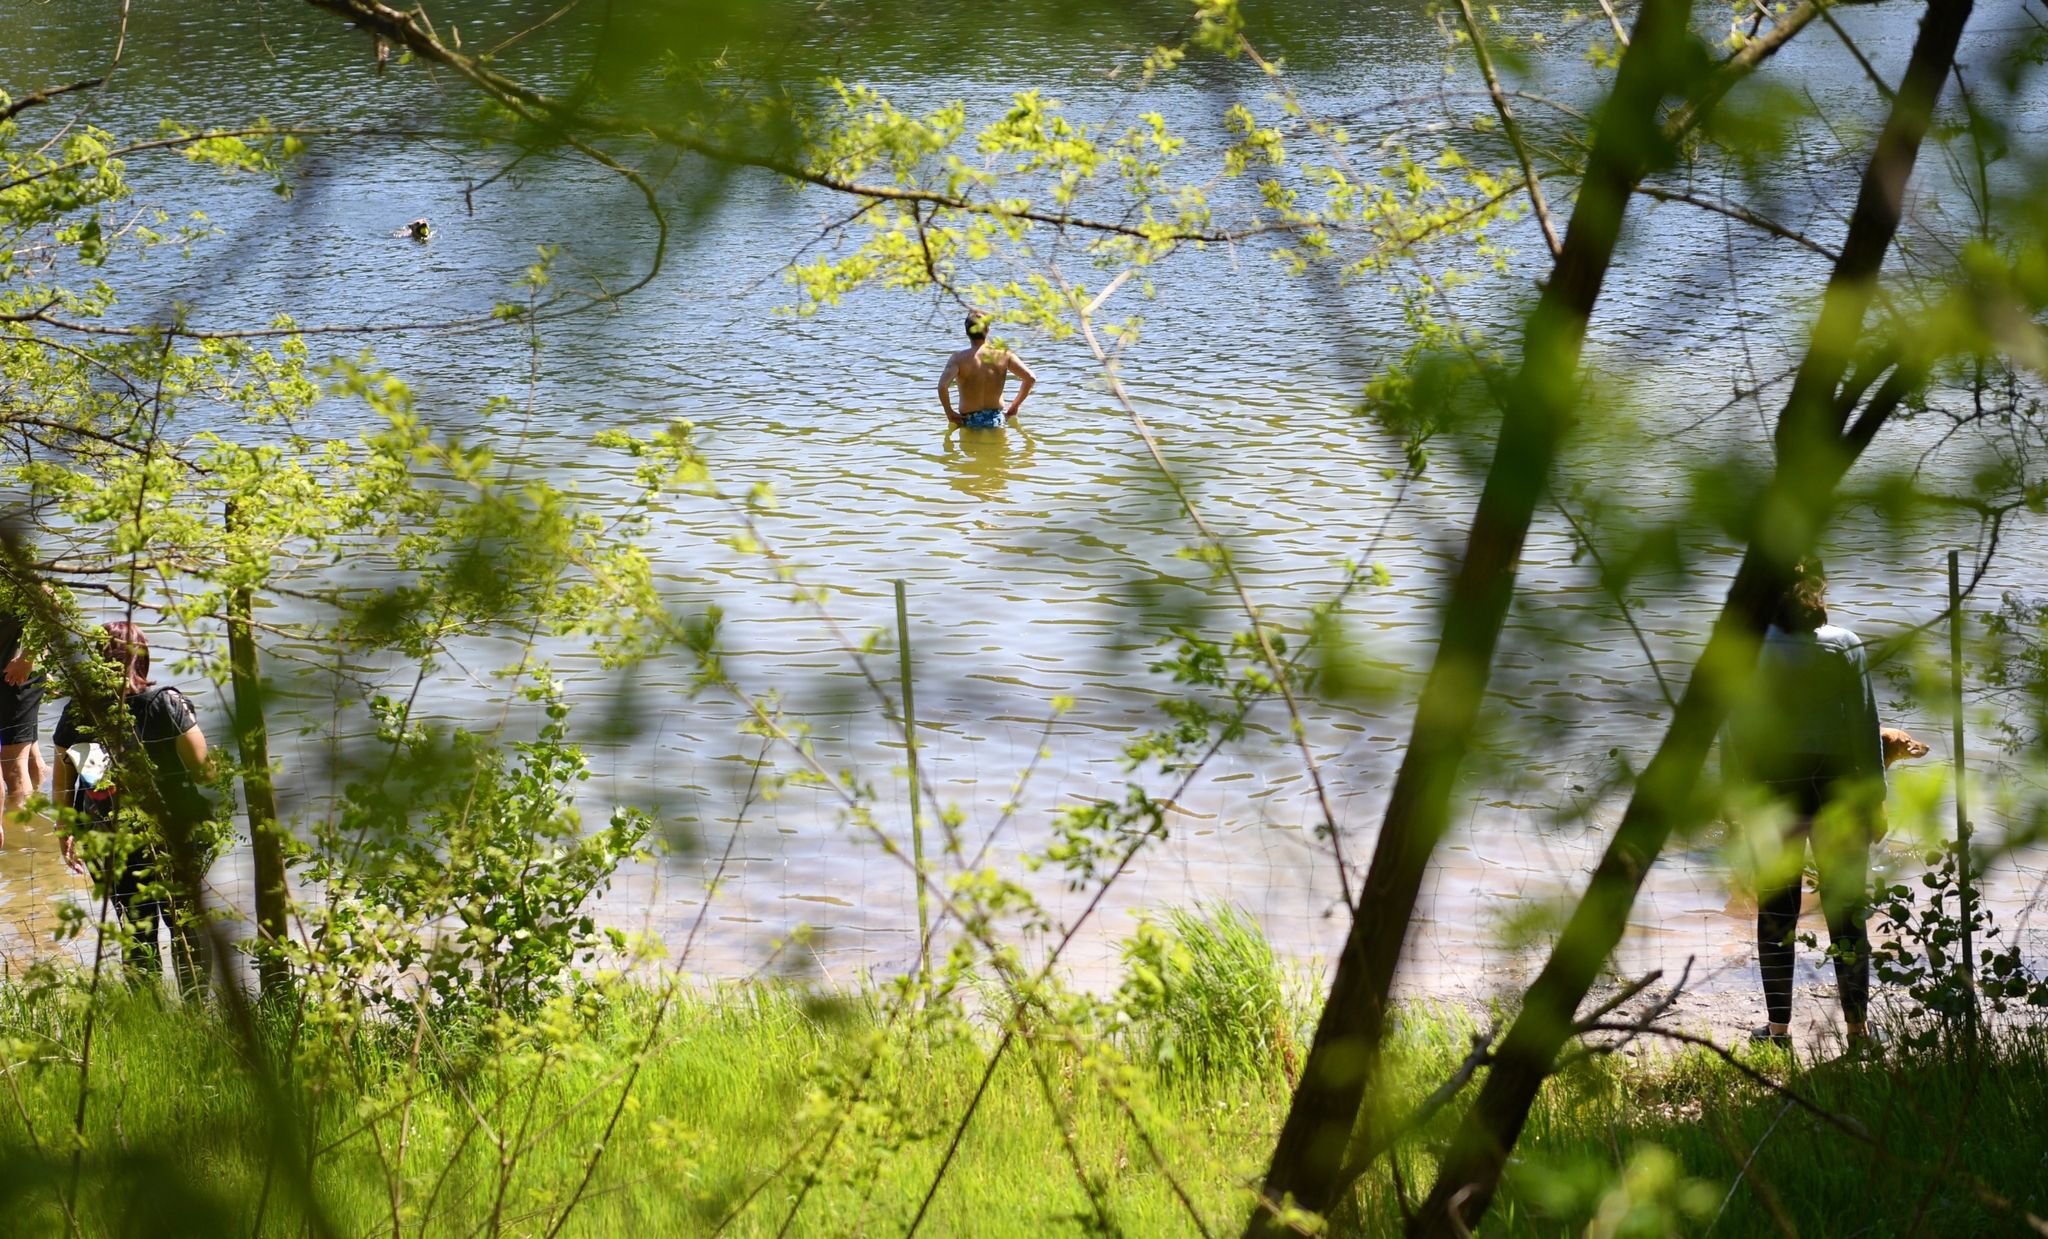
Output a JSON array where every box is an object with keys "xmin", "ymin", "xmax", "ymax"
[{"xmin": 1723, "ymin": 558, "xmax": 1884, "ymax": 1051}]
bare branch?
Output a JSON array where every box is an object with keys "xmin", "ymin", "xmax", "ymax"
[
  {"xmin": 0, "ymin": 79, "xmax": 107, "ymax": 123},
  {"xmin": 1598, "ymin": 0, "xmax": 1632, "ymax": 48},
  {"xmin": 1553, "ymin": 496, "xmax": 1679, "ymax": 710},
  {"xmin": 1453, "ymin": 0, "xmax": 1563, "ymax": 258},
  {"xmin": 1638, "ymin": 184, "xmax": 1840, "ymax": 259},
  {"xmin": 1663, "ymin": 1, "xmax": 1823, "ymax": 140},
  {"xmin": 1818, "ymin": 0, "xmax": 1900, "ymax": 103},
  {"xmin": 1331, "ymin": 1022, "xmax": 1499, "ymax": 1195}
]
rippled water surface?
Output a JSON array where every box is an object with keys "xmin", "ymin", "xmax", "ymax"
[{"xmin": 3, "ymin": 1, "xmax": 2045, "ymax": 1004}]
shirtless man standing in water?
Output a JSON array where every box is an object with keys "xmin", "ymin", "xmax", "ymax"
[{"xmin": 938, "ymin": 314, "xmax": 1036, "ymax": 428}]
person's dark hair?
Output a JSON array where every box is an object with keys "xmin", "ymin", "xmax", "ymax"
[
  {"xmin": 101, "ymin": 621, "xmax": 152, "ymax": 695},
  {"xmin": 1771, "ymin": 557, "xmax": 1828, "ymax": 632},
  {"xmin": 964, "ymin": 313, "xmax": 988, "ymax": 341}
]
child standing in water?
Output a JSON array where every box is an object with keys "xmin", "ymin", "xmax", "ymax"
[{"xmin": 938, "ymin": 314, "xmax": 1035, "ymax": 428}]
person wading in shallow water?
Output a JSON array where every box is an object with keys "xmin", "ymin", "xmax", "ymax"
[
  {"xmin": 0, "ymin": 607, "xmax": 48, "ymax": 831},
  {"xmin": 1723, "ymin": 558, "xmax": 1885, "ymax": 1053},
  {"xmin": 937, "ymin": 313, "xmax": 1035, "ymax": 429},
  {"xmin": 52, "ymin": 622, "xmax": 217, "ymax": 991}
]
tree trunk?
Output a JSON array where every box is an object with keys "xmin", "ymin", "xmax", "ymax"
[
  {"xmin": 1245, "ymin": 3, "xmax": 1701, "ymax": 1229},
  {"xmin": 1412, "ymin": 3, "xmax": 1973, "ymax": 1228},
  {"xmin": 225, "ymin": 500, "xmax": 290, "ymax": 998},
  {"xmin": 0, "ymin": 521, "xmax": 338, "ymax": 1236}
]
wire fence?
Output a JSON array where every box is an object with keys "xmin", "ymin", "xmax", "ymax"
[{"xmin": 3, "ymin": 549, "xmax": 2045, "ymax": 1046}]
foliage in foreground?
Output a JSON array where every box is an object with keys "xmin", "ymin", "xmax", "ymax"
[
  {"xmin": 9, "ymin": 4, "xmax": 2048, "ymax": 1236},
  {"xmin": 0, "ymin": 910, "xmax": 2043, "ymax": 1237}
]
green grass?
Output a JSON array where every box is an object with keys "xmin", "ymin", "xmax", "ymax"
[
  {"xmin": 0, "ymin": 942, "xmax": 2042, "ymax": 1235},
  {"xmin": 1484, "ymin": 1031, "xmax": 2048, "ymax": 1237},
  {"xmin": 0, "ymin": 983, "xmax": 1296, "ymax": 1237},
  {"xmin": 1117, "ymin": 901, "xmax": 1313, "ymax": 1080}
]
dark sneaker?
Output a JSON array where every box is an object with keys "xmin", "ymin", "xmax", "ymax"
[
  {"xmin": 1841, "ymin": 1029, "xmax": 1885, "ymax": 1060},
  {"xmin": 1749, "ymin": 1025, "xmax": 1793, "ymax": 1049}
]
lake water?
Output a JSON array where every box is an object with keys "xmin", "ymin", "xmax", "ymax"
[{"xmin": 2, "ymin": 0, "xmax": 2045, "ymax": 1012}]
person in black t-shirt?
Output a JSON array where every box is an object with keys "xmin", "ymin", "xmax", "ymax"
[
  {"xmin": 51, "ymin": 621, "xmax": 215, "ymax": 989},
  {"xmin": 0, "ymin": 608, "xmax": 48, "ymax": 823}
]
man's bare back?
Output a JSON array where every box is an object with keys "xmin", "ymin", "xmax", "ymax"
[{"xmin": 939, "ymin": 315, "xmax": 1035, "ymax": 427}]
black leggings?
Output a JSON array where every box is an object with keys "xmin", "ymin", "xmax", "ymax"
[
  {"xmin": 1755, "ymin": 772, "xmax": 1871, "ymax": 1026},
  {"xmin": 103, "ymin": 852, "xmax": 205, "ymax": 994}
]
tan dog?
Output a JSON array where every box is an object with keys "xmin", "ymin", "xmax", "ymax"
[
  {"xmin": 1882, "ymin": 727, "xmax": 1930, "ymax": 768},
  {"xmin": 1725, "ymin": 727, "xmax": 1930, "ymax": 914}
]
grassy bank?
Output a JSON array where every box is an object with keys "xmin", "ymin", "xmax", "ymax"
[{"xmin": 0, "ymin": 977, "xmax": 2042, "ymax": 1237}]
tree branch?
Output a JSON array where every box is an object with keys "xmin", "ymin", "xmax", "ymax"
[
  {"xmin": 301, "ymin": 0, "xmax": 1290, "ymax": 247},
  {"xmin": 1663, "ymin": 1, "xmax": 1823, "ymax": 140},
  {"xmin": 1638, "ymin": 184, "xmax": 1840, "ymax": 259},
  {"xmin": 0, "ymin": 78, "xmax": 106, "ymax": 123},
  {"xmin": 1454, "ymin": 0, "xmax": 1562, "ymax": 258},
  {"xmin": 1818, "ymin": 0, "xmax": 1899, "ymax": 103},
  {"xmin": 1249, "ymin": 1, "xmax": 1713, "ymax": 1228},
  {"xmin": 1411, "ymin": 2, "xmax": 1977, "ymax": 1228},
  {"xmin": 1598, "ymin": 0, "xmax": 1632, "ymax": 48}
]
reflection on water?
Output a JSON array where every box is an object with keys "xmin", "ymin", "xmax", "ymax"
[
  {"xmin": 0, "ymin": 1, "xmax": 2043, "ymax": 1004},
  {"xmin": 0, "ymin": 813, "xmax": 90, "ymax": 979},
  {"xmin": 941, "ymin": 421, "xmax": 1036, "ymax": 506}
]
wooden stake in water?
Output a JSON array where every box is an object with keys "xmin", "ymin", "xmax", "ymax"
[
  {"xmin": 1949, "ymin": 550, "xmax": 1979, "ymax": 1031},
  {"xmin": 895, "ymin": 580, "xmax": 932, "ymax": 990}
]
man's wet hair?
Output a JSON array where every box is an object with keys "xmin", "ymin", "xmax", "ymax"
[{"xmin": 964, "ymin": 314, "xmax": 989, "ymax": 341}]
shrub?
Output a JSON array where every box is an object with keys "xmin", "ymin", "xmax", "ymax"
[
  {"xmin": 296, "ymin": 674, "xmax": 651, "ymax": 1022},
  {"xmin": 1115, "ymin": 902, "xmax": 1309, "ymax": 1080},
  {"xmin": 1870, "ymin": 847, "xmax": 2048, "ymax": 1046}
]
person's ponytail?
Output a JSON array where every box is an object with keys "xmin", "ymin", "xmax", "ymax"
[
  {"xmin": 100, "ymin": 621, "xmax": 152, "ymax": 695},
  {"xmin": 1771, "ymin": 558, "xmax": 1828, "ymax": 632}
]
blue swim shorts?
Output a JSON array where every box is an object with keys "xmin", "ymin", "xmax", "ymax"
[{"xmin": 959, "ymin": 407, "xmax": 1005, "ymax": 429}]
